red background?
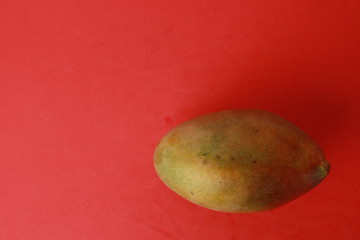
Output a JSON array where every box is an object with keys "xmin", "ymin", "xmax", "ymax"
[{"xmin": 1, "ymin": 0, "xmax": 360, "ymax": 239}]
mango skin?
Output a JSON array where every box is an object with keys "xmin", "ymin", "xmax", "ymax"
[{"xmin": 154, "ymin": 109, "xmax": 330, "ymax": 213}]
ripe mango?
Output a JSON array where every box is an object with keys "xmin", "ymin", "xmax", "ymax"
[{"xmin": 154, "ymin": 109, "xmax": 330, "ymax": 213}]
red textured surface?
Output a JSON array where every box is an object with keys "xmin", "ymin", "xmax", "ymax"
[{"xmin": 1, "ymin": 0, "xmax": 359, "ymax": 239}]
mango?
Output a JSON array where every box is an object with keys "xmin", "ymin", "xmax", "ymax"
[{"xmin": 154, "ymin": 109, "xmax": 330, "ymax": 213}]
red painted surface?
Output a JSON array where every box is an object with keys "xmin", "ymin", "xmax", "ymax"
[{"xmin": 0, "ymin": 0, "xmax": 359, "ymax": 239}]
